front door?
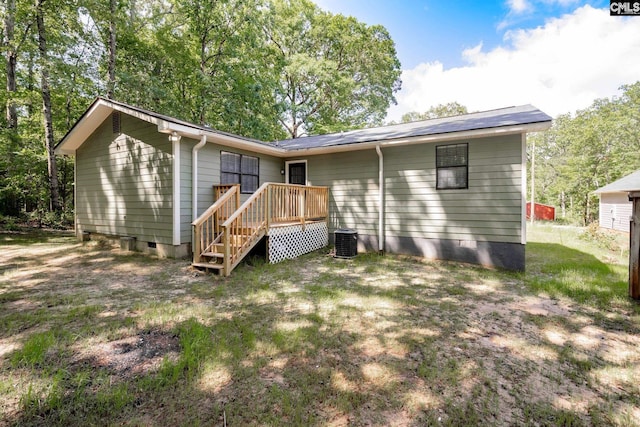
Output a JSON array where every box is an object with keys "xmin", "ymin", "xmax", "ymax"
[
  {"xmin": 288, "ymin": 162, "xmax": 307, "ymax": 185},
  {"xmin": 286, "ymin": 161, "xmax": 307, "ymax": 219}
]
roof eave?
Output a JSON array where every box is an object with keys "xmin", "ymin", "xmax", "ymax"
[
  {"xmin": 157, "ymin": 121, "xmax": 288, "ymax": 157},
  {"xmin": 55, "ymin": 98, "xmax": 112, "ymax": 155},
  {"xmin": 594, "ymin": 189, "xmax": 640, "ymax": 195},
  {"xmin": 55, "ymin": 98, "xmax": 288, "ymax": 157}
]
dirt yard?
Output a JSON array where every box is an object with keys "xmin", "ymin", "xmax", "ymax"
[{"xmin": 1, "ymin": 227, "xmax": 639, "ymax": 426}]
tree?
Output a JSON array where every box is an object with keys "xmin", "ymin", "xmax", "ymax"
[
  {"xmin": 35, "ymin": 0, "xmax": 61, "ymax": 212},
  {"xmin": 3, "ymin": 0, "xmax": 18, "ymax": 130},
  {"xmin": 400, "ymin": 102, "xmax": 468, "ymax": 123},
  {"xmin": 265, "ymin": 0, "xmax": 401, "ymax": 138},
  {"xmin": 528, "ymin": 83, "xmax": 640, "ymax": 225},
  {"xmin": 172, "ymin": 0, "xmax": 282, "ymax": 139},
  {"xmin": 106, "ymin": 0, "xmax": 116, "ymax": 98}
]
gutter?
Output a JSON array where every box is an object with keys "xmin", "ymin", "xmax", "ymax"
[
  {"xmin": 376, "ymin": 145, "xmax": 384, "ymax": 253},
  {"xmin": 192, "ymin": 135, "xmax": 207, "ymax": 221}
]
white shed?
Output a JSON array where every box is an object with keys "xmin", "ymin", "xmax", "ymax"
[{"xmin": 594, "ymin": 170, "xmax": 640, "ymax": 233}]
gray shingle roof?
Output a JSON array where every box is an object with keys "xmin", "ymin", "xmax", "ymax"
[
  {"xmin": 102, "ymin": 98, "xmax": 272, "ymax": 147},
  {"xmin": 57, "ymin": 99, "xmax": 552, "ymax": 155},
  {"xmin": 275, "ymin": 104, "xmax": 552, "ymax": 150},
  {"xmin": 594, "ymin": 170, "xmax": 640, "ymax": 193}
]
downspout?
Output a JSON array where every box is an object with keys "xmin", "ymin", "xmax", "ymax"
[
  {"xmin": 376, "ymin": 145, "xmax": 384, "ymax": 254},
  {"xmin": 192, "ymin": 134, "xmax": 207, "ymax": 221}
]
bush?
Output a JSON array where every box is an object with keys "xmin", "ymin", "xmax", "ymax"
[
  {"xmin": 0, "ymin": 214, "xmax": 20, "ymax": 231},
  {"xmin": 579, "ymin": 221, "xmax": 618, "ymax": 251},
  {"xmin": 28, "ymin": 210, "xmax": 73, "ymax": 229}
]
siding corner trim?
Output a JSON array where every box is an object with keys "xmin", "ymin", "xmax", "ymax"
[{"xmin": 171, "ymin": 132, "xmax": 181, "ymax": 246}]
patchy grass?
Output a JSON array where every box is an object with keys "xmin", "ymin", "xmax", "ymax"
[
  {"xmin": 0, "ymin": 225, "xmax": 639, "ymax": 426},
  {"xmin": 527, "ymin": 224, "xmax": 632, "ymax": 310}
]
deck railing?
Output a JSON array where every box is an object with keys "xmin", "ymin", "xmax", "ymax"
[
  {"xmin": 221, "ymin": 182, "xmax": 270, "ymax": 274},
  {"xmin": 193, "ymin": 182, "xmax": 329, "ymax": 275},
  {"xmin": 191, "ymin": 184, "xmax": 240, "ymax": 264},
  {"xmin": 269, "ymin": 183, "xmax": 329, "ymax": 225},
  {"xmin": 214, "ymin": 184, "xmax": 238, "ymax": 202}
]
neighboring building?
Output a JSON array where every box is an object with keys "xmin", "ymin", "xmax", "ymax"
[
  {"xmin": 526, "ymin": 202, "xmax": 556, "ymax": 221},
  {"xmin": 594, "ymin": 170, "xmax": 640, "ymax": 233},
  {"xmin": 56, "ymin": 98, "xmax": 552, "ymax": 271}
]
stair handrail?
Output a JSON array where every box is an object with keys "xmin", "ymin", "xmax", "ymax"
[
  {"xmin": 192, "ymin": 184, "xmax": 240, "ymax": 263},
  {"xmin": 220, "ymin": 182, "xmax": 270, "ymax": 274},
  {"xmin": 196, "ymin": 182, "xmax": 329, "ymax": 276}
]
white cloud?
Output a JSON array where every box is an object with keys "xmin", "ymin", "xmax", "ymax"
[
  {"xmin": 388, "ymin": 5, "xmax": 640, "ymax": 121},
  {"xmin": 507, "ymin": 0, "xmax": 532, "ymax": 14}
]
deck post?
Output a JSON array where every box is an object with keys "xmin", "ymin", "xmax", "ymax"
[
  {"xmin": 300, "ymin": 186, "xmax": 305, "ymax": 227},
  {"xmin": 193, "ymin": 224, "xmax": 202, "ymax": 263},
  {"xmin": 223, "ymin": 225, "xmax": 231, "ymax": 276},
  {"xmin": 267, "ymin": 185, "xmax": 272, "ymax": 229},
  {"xmin": 630, "ymin": 192, "xmax": 640, "ymax": 300}
]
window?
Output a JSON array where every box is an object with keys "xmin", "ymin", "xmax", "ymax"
[
  {"xmin": 220, "ymin": 151, "xmax": 259, "ymax": 193},
  {"xmin": 436, "ymin": 143, "xmax": 468, "ymax": 190}
]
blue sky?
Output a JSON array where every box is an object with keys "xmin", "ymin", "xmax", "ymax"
[{"xmin": 314, "ymin": 0, "xmax": 639, "ymax": 120}]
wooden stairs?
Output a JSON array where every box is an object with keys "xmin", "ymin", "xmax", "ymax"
[
  {"xmin": 192, "ymin": 227, "xmax": 265, "ymax": 273},
  {"xmin": 192, "ymin": 182, "xmax": 329, "ymax": 276}
]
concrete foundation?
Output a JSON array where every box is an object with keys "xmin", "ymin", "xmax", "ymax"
[{"xmin": 331, "ymin": 232, "xmax": 525, "ymax": 271}]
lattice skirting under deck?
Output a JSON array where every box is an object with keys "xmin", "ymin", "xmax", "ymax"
[{"xmin": 267, "ymin": 222, "xmax": 328, "ymax": 264}]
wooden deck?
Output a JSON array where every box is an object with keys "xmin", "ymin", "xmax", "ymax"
[{"xmin": 192, "ymin": 183, "xmax": 329, "ymax": 276}]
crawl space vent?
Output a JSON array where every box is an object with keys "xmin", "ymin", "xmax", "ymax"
[{"xmin": 112, "ymin": 112, "xmax": 121, "ymax": 134}]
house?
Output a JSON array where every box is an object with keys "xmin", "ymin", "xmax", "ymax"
[
  {"xmin": 594, "ymin": 170, "xmax": 640, "ymax": 233},
  {"xmin": 526, "ymin": 202, "xmax": 556, "ymax": 221},
  {"xmin": 55, "ymin": 97, "xmax": 552, "ymax": 273}
]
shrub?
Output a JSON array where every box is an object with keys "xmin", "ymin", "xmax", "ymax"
[
  {"xmin": 0, "ymin": 214, "xmax": 21, "ymax": 231},
  {"xmin": 579, "ymin": 221, "xmax": 617, "ymax": 251}
]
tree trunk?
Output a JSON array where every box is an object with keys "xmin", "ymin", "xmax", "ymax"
[
  {"xmin": 4, "ymin": 0, "xmax": 18, "ymax": 130},
  {"xmin": 107, "ymin": 0, "xmax": 116, "ymax": 99},
  {"xmin": 583, "ymin": 193, "xmax": 590, "ymax": 226},
  {"xmin": 35, "ymin": 0, "xmax": 61, "ymax": 212}
]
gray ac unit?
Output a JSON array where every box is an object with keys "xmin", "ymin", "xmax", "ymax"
[{"xmin": 334, "ymin": 228, "xmax": 357, "ymax": 258}]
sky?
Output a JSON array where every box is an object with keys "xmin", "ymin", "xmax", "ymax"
[{"xmin": 314, "ymin": 0, "xmax": 640, "ymax": 121}]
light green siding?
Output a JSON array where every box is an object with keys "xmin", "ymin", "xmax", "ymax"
[
  {"xmin": 305, "ymin": 134, "xmax": 523, "ymax": 244},
  {"xmin": 179, "ymin": 138, "xmax": 197, "ymax": 243},
  {"xmin": 306, "ymin": 150, "xmax": 380, "ymax": 236},
  {"xmin": 384, "ymin": 134, "xmax": 523, "ymax": 243},
  {"xmin": 194, "ymin": 143, "xmax": 283, "ymax": 215},
  {"xmin": 178, "ymin": 141, "xmax": 283, "ymax": 241},
  {"xmin": 76, "ymin": 114, "xmax": 174, "ymax": 244}
]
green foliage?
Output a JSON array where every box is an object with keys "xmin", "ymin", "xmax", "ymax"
[
  {"xmin": 266, "ymin": 0, "xmax": 402, "ymax": 137},
  {"xmin": 1, "ymin": 0, "xmax": 402, "ymax": 216},
  {"xmin": 526, "ymin": 224, "xmax": 629, "ymax": 309},
  {"xmin": 399, "ymin": 102, "xmax": 469, "ymax": 123},
  {"xmin": 529, "ymin": 82, "xmax": 640, "ymax": 225},
  {"xmin": 579, "ymin": 222, "xmax": 619, "ymax": 251},
  {"xmin": 0, "ymin": 214, "xmax": 20, "ymax": 231}
]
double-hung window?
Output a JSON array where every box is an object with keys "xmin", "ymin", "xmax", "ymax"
[
  {"xmin": 436, "ymin": 143, "xmax": 468, "ymax": 190},
  {"xmin": 220, "ymin": 151, "xmax": 259, "ymax": 193}
]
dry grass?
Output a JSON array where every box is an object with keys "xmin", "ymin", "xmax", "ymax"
[{"xmin": 1, "ymin": 225, "xmax": 639, "ymax": 426}]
